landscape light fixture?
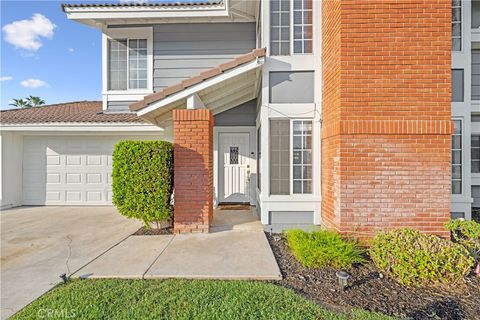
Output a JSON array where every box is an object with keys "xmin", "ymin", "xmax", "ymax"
[{"xmin": 335, "ymin": 270, "xmax": 350, "ymax": 290}]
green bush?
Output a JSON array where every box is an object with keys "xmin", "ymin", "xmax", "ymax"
[
  {"xmin": 285, "ymin": 229, "xmax": 366, "ymax": 269},
  {"xmin": 112, "ymin": 140, "xmax": 173, "ymax": 227},
  {"xmin": 445, "ymin": 219, "xmax": 480, "ymax": 262},
  {"xmin": 370, "ymin": 229, "xmax": 474, "ymax": 287}
]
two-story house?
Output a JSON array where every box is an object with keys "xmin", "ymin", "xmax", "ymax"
[{"xmin": 0, "ymin": 0, "xmax": 468, "ymax": 238}]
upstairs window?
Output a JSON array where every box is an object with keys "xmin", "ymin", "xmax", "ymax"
[
  {"xmin": 293, "ymin": 0, "xmax": 312, "ymax": 54},
  {"xmin": 270, "ymin": 0, "xmax": 313, "ymax": 56},
  {"xmin": 472, "ymin": 135, "xmax": 480, "ymax": 173},
  {"xmin": 108, "ymin": 38, "xmax": 147, "ymax": 90},
  {"xmin": 452, "ymin": 0, "xmax": 462, "ymax": 51}
]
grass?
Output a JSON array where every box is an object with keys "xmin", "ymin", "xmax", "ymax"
[
  {"xmin": 286, "ymin": 229, "xmax": 367, "ymax": 269},
  {"xmin": 12, "ymin": 279, "xmax": 397, "ymax": 320}
]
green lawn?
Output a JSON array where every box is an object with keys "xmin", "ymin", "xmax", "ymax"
[{"xmin": 12, "ymin": 279, "xmax": 396, "ymax": 320}]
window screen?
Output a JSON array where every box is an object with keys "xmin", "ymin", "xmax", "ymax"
[
  {"xmin": 452, "ymin": 69, "xmax": 464, "ymax": 102},
  {"xmin": 452, "ymin": 120, "xmax": 462, "ymax": 194},
  {"xmin": 109, "ymin": 38, "xmax": 147, "ymax": 90},
  {"xmin": 293, "ymin": 0, "xmax": 312, "ymax": 53},
  {"xmin": 472, "ymin": 50, "xmax": 480, "ymax": 100},
  {"xmin": 270, "ymin": 120, "xmax": 290, "ymax": 195},
  {"xmin": 292, "ymin": 120, "xmax": 312, "ymax": 194},
  {"xmin": 270, "ymin": 0, "xmax": 291, "ymax": 55},
  {"xmin": 109, "ymin": 39, "xmax": 128, "ymax": 90},
  {"xmin": 451, "ymin": 212, "xmax": 465, "ymax": 219},
  {"xmin": 472, "ymin": 135, "xmax": 480, "ymax": 173},
  {"xmin": 257, "ymin": 126, "xmax": 261, "ymax": 191},
  {"xmin": 452, "ymin": 0, "xmax": 462, "ymax": 51}
]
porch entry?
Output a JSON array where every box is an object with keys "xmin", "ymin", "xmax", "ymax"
[{"xmin": 218, "ymin": 132, "xmax": 251, "ymax": 204}]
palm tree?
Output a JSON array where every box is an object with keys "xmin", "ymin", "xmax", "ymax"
[
  {"xmin": 26, "ymin": 96, "xmax": 45, "ymax": 107},
  {"xmin": 9, "ymin": 98, "xmax": 30, "ymax": 108}
]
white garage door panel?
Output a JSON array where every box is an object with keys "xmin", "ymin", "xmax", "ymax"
[{"xmin": 22, "ymin": 135, "xmax": 156, "ymax": 205}]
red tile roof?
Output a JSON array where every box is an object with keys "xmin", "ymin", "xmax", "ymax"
[
  {"xmin": 130, "ymin": 48, "xmax": 266, "ymax": 112},
  {"xmin": 0, "ymin": 101, "xmax": 146, "ymax": 124}
]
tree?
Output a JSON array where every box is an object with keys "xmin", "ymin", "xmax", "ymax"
[
  {"xmin": 26, "ymin": 96, "xmax": 45, "ymax": 107},
  {"xmin": 9, "ymin": 98, "xmax": 30, "ymax": 108}
]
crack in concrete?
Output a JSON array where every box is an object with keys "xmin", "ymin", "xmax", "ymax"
[{"xmin": 142, "ymin": 235, "xmax": 175, "ymax": 279}]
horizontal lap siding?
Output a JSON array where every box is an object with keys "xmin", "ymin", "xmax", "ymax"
[{"xmin": 153, "ymin": 23, "xmax": 256, "ymax": 92}]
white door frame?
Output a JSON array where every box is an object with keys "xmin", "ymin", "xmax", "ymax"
[{"xmin": 213, "ymin": 126, "xmax": 257, "ymax": 207}]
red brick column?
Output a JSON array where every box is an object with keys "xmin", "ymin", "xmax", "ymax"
[
  {"xmin": 172, "ymin": 109, "xmax": 213, "ymax": 233},
  {"xmin": 321, "ymin": 0, "xmax": 452, "ymax": 239}
]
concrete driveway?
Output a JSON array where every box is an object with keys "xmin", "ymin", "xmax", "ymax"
[{"xmin": 0, "ymin": 206, "xmax": 141, "ymax": 319}]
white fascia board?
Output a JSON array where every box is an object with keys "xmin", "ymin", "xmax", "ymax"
[
  {"xmin": 64, "ymin": 5, "xmax": 228, "ymax": 21},
  {"xmin": 0, "ymin": 123, "xmax": 163, "ymax": 132},
  {"xmin": 137, "ymin": 58, "xmax": 264, "ymax": 118}
]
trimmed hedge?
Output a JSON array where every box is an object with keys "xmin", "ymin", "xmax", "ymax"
[
  {"xmin": 370, "ymin": 228, "xmax": 474, "ymax": 287},
  {"xmin": 286, "ymin": 229, "xmax": 366, "ymax": 269},
  {"xmin": 112, "ymin": 140, "xmax": 173, "ymax": 227}
]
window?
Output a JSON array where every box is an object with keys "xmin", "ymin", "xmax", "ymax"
[
  {"xmin": 473, "ymin": 0, "xmax": 480, "ymax": 29},
  {"xmin": 292, "ymin": 121, "xmax": 312, "ymax": 193},
  {"xmin": 452, "ymin": 0, "xmax": 462, "ymax": 51},
  {"xmin": 270, "ymin": 119, "xmax": 313, "ymax": 195},
  {"xmin": 452, "ymin": 69, "xmax": 464, "ymax": 102},
  {"xmin": 472, "ymin": 135, "xmax": 480, "ymax": 173},
  {"xmin": 452, "ymin": 120, "xmax": 462, "ymax": 194},
  {"xmin": 269, "ymin": 71, "xmax": 314, "ymax": 103},
  {"xmin": 270, "ymin": 120, "xmax": 290, "ymax": 195},
  {"xmin": 270, "ymin": 0, "xmax": 313, "ymax": 55},
  {"xmin": 108, "ymin": 38, "xmax": 147, "ymax": 90},
  {"xmin": 293, "ymin": 0, "xmax": 312, "ymax": 53},
  {"xmin": 270, "ymin": 0, "xmax": 290, "ymax": 55}
]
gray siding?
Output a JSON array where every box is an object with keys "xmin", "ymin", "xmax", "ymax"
[
  {"xmin": 473, "ymin": 49, "xmax": 480, "ymax": 100},
  {"xmin": 153, "ymin": 23, "xmax": 256, "ymax": 91},
  {"xmin": 265, "ymin": 211, "xmax": 316, "ymax": 233},
  {"xmin": 214, "ymin": 99, "xmax": 257, "ymax": 126},
  {"xmin": 106, "ymin": 101, "xmax": 135, "ymax": 112},
  {"xmin": 269, "ymin": 71, "xmax": 315, "ymax": 103},
  {"xmin": 452, "ymin": 69, "xmax": 464, "ymax": 102}
]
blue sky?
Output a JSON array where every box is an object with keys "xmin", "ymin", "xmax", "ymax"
[{"xmin": 1, "ymin": 1, "xmax": 103, "ymax": 109}]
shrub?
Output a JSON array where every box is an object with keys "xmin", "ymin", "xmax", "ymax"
[
  {"xmin": 112, "ymin": 140, "xmax": 173, "ymax": 227},
  {"xmin": 370, "ymin": 229, "xmax": 474, "ymax": 287},
  {"xmin": 285, "ymin": 229, "xmax": 366, "ymax": 269},
  {"xmin": 445, "ymin": 219, "xmax": 480, "ymax": 262}
]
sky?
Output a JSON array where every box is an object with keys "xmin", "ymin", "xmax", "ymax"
[{"xmin": 0, "ymin": 1, "xmax": 105, "ymax": 109}]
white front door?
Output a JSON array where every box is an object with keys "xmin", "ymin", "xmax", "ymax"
[{"xmin": 218, "ymin": 133, "xmax": 250, "ymax": 203}]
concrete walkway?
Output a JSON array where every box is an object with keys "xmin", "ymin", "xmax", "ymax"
[
  {"xmin": 74, "ymin": 208, "xmax": 281, "ymax": 280},
  {"xmin": 1, "ymin": 206, "xmax": 142, "ymax": 320}
]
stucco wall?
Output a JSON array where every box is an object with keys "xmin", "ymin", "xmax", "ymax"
[{"xmin": 0, "ymin": 131, "xmax": 23, "ymax": 209}]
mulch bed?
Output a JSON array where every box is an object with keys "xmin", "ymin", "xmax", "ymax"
[
  {"xmin": 266, "ymin": 233, "xmax": 480, "ymax": 320},
  {"xmin": 132, "ymin": 226, "xmax": 173, "ymax": 235}
]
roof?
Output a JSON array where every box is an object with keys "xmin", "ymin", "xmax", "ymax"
[
  {"xmin": 0, "ymin": 101, "xmax": 146, "ymax": 125},
  {"xmin": 130, "ymin": 48, "xmax": 266, "ymax": 112},
  {"xmin": 62, "ymin": 1, "xmax": 222, "ymax": 10}
]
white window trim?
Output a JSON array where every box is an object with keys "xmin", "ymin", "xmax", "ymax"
[
  {"xmin": 452, "ymin": 118, "xmax": 463, "ymax": 195},
  {"xmin": 269, "ymin": 118, "xmax": 314, "ymax": 197},
  {"xmin": 102, "ymin": 27, "xmax": 154, "ymax": 101}
]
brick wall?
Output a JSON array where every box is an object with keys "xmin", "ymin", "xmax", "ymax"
[
  {"xmin": 172, "ymin": 109, "xmax": 213, "ymax": 233},
  {"xmin": 321, "ymin": 0, "xmax": 452, "ymax": 239}
]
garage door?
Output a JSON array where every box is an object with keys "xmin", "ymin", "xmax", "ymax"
[{"xmin": 22, "ymin": 135, "xmax": 155, "ymax": 205}]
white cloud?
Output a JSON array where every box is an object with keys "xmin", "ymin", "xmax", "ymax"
[
  {"xmin": 0, "ymin": 76, "xmax": 13, "ymax": 82},
  {"xmin": 2, "ymin": 14, "xmax": 56, "ymax": 51},
  {"xmin": 20, "ymin": 78, "xmax": 49, "ymax": 88},
  {"xmin": 68, "ymin": 48, "xmax": 74, "ymax": 52}
]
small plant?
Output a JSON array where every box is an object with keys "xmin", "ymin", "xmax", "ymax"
[
  {"xmin": 370, "ymin": 228, "xmax": 474, "ymax": 287},
  {"xmin": 445, "ymin": 219, "xmax": 480, "ymax": 275},
  {"xmin": 112, "ymin": 140, "xmax": 173, "ymax": 228},
  {"xmin": 286, "ymin": 229, "xmax": 366, "ymax": 269}
]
